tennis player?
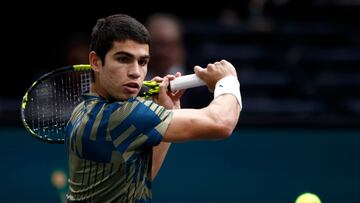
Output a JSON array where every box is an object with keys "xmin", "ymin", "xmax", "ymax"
[{"xmin": 65, "ymin": 14, "xmax": 242, "ymax": 202}]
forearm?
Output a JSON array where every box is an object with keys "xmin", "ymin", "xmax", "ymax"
[
  {"xmin": 207, "ymin": 93, "xmax": 240, "ymax": 133},
  {"xmin": 161, "ymin": 60, "xmax": 242, "ymax": 142},
  {"xmin": 151, "ymin": 142, "xmax": 171, "ymax": 180},
  {"xmin": 163, "ymin": 93, "xmax": 240, "ymax": 142}
]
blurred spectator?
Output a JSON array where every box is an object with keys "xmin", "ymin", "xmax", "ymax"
[
  {"xmin": 145, "ymin": 13, "xmax": 187, "ymax": 80},
  {"xmin": 145, "ymin": 13, "xmax": 214, "ymax": 108},
  {"xmin": 63, "ymin": 33, "xmax": 89, "ymax": 65},
  {"xmin": 247, "ymin": 0, "xmax": 274, "ymax": 32},
  {"xmin": 145, "ymin": 13, "xmax": 192, "ymax": 107},
  {"xmin": 219, "ymin": 8, "xmax": 244, "ymax": 26}
]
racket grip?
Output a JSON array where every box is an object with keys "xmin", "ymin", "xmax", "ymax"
[{"xmin": 169, "ymin": 74, "xmax": 206, "ymax": 91}]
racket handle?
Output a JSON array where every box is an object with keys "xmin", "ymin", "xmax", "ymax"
[{"xmin": 169, "ymin": 74, "xmax": 206, "ymax": 91}]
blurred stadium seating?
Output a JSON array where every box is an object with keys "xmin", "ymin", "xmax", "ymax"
[
  {"xmin": 1, "ymin": 1, "xmax": 360, "ymax": 128},
  {"xmin": 181, "ymin": 2, "xmax": 360, "ymax": 127}
]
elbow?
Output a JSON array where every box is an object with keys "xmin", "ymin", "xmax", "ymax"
[
  {"xmin": 203, "ymin": 106, "xmax": 239, "ymax": 140},
  {"xmin": 224, "ymin": 124, "xmax": 235, "ymax": 138},
  {"xmin": 218, "ymin": 123, "xmax": 234, "ymax": 139},
  {"xmin": 220, "ymin": 109, "xmax": 241, "ymax": 138},
  {"xmin": 214, "ymin": 117, "xmax": 237, "ymax": 139}
]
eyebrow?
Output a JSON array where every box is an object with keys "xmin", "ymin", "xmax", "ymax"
[{"xmin": 114, "ymin": 51, "xmax": 150, "ymax": 59}]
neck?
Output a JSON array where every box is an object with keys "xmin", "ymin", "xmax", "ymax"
[{"xmin": 90, "ymin": 81, "xmax": 109, "ymax": 100}]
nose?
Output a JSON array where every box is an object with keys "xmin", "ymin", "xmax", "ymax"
[{"xmin": 128, "ymin": 63, "xmax": 141, "ymax": 79}]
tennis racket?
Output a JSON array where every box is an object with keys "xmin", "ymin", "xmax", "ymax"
[{"xmin": 21, "ymin": 64, "xmax": 205, "ymax": 144}]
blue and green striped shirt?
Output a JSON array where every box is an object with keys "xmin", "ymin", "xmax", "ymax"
[{"xmin": 65, "ymin": 93, "xmax": 173, "ymax": 202}]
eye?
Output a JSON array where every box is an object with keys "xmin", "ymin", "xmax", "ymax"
[
  {"xmin": 138, "ymin": 58, "xmax": 149, "ymax": 66},
  {"xmin": 117, "ymin": 56, "xmax": 132, "ymax": 63}
]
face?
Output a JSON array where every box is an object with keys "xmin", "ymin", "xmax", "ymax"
[
  {"xmin": 148, "ymin": 19, "xmax": 183, "ymax": 73},
  {"xmin": 91, "ymin": 40, "xmax": 150, "ymax": 100}
]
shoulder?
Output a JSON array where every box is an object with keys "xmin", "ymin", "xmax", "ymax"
[{"xmin": 118, "ymin": 97, "xmax": 172, "ymax": 123}]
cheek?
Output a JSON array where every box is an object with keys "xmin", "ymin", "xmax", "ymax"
[
  {"xmin": 142, "ymin": 67, "xmax": 148, "ymax": 77},
  {"xmin": 100, "ymin": 68, "xmax": 116, "ymax": 87},
  {"xmin": 104, "ymin": 67, "xmax": 120, "ymax": 81},
  {"xmin": 112, "ymin": 69, "xmax": 126, "ymax": 82}
]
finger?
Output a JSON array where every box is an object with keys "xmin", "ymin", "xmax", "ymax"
[
  {"xmin": 159, "ymin": 77, "xmax": 170, "ymax": 97},
  {"xmin": 214, "ymin": 61, "xmax": 221, "ymax": 68},
  {"xmin": 213, "ymin": 62, "xmax": 222, "ymax": 72},
  {"xmin": 220, "ymin": 59, "xmax": 237, "ymax": 76},
  {"xmin": 220, "ymin": 59, "xmax": 229, "ymax": 65},
  {"xmin": 173, "ymin": 89, "xmax": 186, "ymax": 100},
  {"xmin": 220, "ymin": 59, "xmax": 234, "ymax": 68},
  {"xmin": 151, "ymin": 76, "xmax": 163, "ymax": 83},
  {"xmin": 194, "ymin": 65, "xmax": 206, "ymax": 79},
  {"xmin": 165, "ymin": 74, "xmax": 176, "ymax": 81},
  {"xmin": 152, "ymin": 94, "xmax": 159, "ymax": 102},
  {"xmin": 175, "ymin": 72, "xmax": 182, "ymax": 78},
  {"xmin": 206, "ymin": 63, "xmax": 216, "ymax": 71}
]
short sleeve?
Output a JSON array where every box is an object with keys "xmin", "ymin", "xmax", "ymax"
[{"xmin": 108, "ymin": 98, "xmax": 173, "ymax": 154}]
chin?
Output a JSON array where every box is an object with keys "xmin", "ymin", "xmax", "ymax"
[
  {"xmin": 112, "ymin": 90, "xmax": 139, "ymax": 101},
  {"xmin": 120, "ymin": 93, "xmax": 138, "ymax": 101},
  {"xmin": 129, "ymin": 93, "xmax": 139, "ymax": 99}
]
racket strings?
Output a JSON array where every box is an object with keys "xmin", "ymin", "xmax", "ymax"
[
  {"xmin": 24, "ymin": 71, "xmax": 90, "ymax": 142},
  {"xmin": 23, "ymin": 67, "xmax": 161, "ymax": 143}
]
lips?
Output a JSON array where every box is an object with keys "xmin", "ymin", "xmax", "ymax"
[
  {"xmin": 123, "ymin": 82, "xmax": 140, "ymax": 93},
  {"xmin": 125, "ymin": 82, "xmax": 139, "ymax": 88}
]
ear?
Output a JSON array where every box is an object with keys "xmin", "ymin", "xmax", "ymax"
[{"xmin": 89, "ymin": 51, "xmax": 102, "ymax": 72}]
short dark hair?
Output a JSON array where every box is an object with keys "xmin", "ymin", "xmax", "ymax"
[{"xmin": 90, "ymin": 14, "xmax": 151, "ymax": 64}]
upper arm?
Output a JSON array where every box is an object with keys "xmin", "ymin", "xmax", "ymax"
[{"xmin": 163, "ymin": 108, "xmax": 223, "ymax": 142}]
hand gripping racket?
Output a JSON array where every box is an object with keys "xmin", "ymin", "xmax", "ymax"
[{"xmin": 21, "ymin": 64, "xmax": 205, "ymax": 143}]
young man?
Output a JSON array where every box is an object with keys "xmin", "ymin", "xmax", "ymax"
[{"xmin": 65, "ymin": 14, "xmax": 242, "ymax": 202}]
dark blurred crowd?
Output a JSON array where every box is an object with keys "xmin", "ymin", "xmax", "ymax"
[{"xmin": 2, "ymin": 0, "xmax": 360, "ymax": 127}]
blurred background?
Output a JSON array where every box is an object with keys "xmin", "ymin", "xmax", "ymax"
[{"xmin": 1, "ymin": 0, "xmax": 360, "ymax": 202}]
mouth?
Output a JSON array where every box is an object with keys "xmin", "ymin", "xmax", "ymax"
[{"xmin": 123, "ymin": 82, "xmax": 140, "ymax": 93}]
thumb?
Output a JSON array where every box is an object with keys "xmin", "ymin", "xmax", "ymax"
[{"xmin": 194, "ymin": 65, "xmax": 206, "ymax": 79}]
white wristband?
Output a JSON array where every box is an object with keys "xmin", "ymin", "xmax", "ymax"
[{"xmin": 214, "ymin": 76, "xmax": 242, "ymax": 111}]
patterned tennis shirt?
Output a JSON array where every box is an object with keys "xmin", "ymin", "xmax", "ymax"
[{"xmin": 65, "ymin": 93, "xmax": 173, "ymax": 202}]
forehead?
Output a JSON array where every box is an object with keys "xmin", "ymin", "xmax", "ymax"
[
  {"xmin": 108, "ymin": 40, "xmax": 150, "ymax": 56},
  {"xmin": 149, "ymin": 20, "xmax": 180, "ymax": 41}
]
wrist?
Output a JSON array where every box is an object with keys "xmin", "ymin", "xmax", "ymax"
[{"xmin": 214, "ymin": 76, "xmax": 242, "ymax": 111}]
